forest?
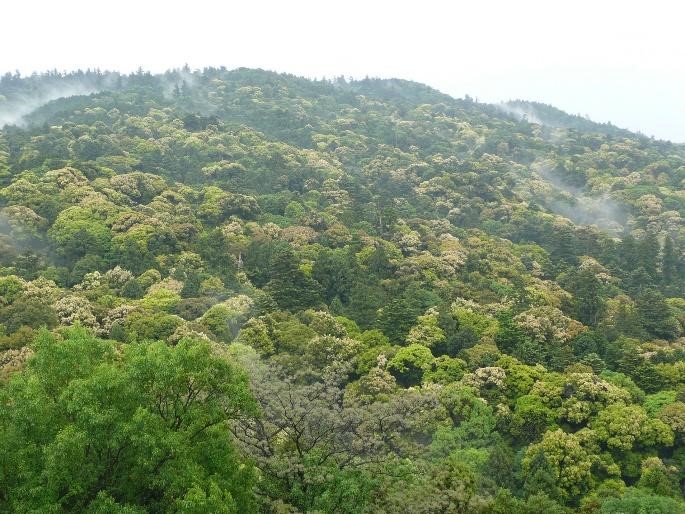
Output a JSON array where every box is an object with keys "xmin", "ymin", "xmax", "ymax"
[{"xmin": 0, "ymin": 67, "xmax": 684, "ymax": 513}]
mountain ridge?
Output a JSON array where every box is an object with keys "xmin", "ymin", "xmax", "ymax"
[{"xmin": 2, "ymin": 67, "xmax": 671, "ymax": 144}]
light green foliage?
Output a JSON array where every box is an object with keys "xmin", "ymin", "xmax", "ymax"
[
  {"xmin": 496, "ymin": 355, "xmax": 545, "ymax": 399},
  {"xmin": 531, "ymin": 372, "xmax": 632, "ymax": 425},
  {"xmin": 432, "ymin": 384, "xmax": 497, "ymax": 453},
  {"xmin": 125, "ymin": 310, "xmax": 184, "ymax": 341},
  {"xmin": 598, "ymin": 488, "xmax": 685, "ymax": 514},
  {"xmin": 381, "ymin": 456, "xmax": 478, "ymax": 514},
  {"xmin": 0, "ymin": 275, "xmax": 25, "ymax": 305},
  {"xmin": 0, "ymin": 328, "xmax": 257, "ymax": 513},
  {"xmin": 659, "ymin": 401, "xmax": 685, "ymax": 438},
  {"xmin": 359, "ymin": 328, "xmax": 390, "ymax": 347},
  {"xmin": 49, "ymin": 206, "xmax": 113, "ymax": 258},
  {"xmin": 637, "ymin": 457, "xmax": 681, "ymax": 498},
  {"xmin": 198, "ymin": 296, "xmax": 253, "ymax": 341},
  {"xmin": 453, "ymin": 304, "xmax": 498, "ymax": 340},
  {"xmin": 139, "ymin": 287, "xmax": 181, "ymax": 312},
  {"xmin": 284, "ymin": 201, "xmax": 306, "ymax": 219},
  {"xmin": 509, "ymin": 394, "xmax": 556, "ymax": 442},
  {"xmin": 406, "ymin": 308, "xmax": 446, "ymax": 348},
  {"xmin": 523, "ymin": 429, "xmax": 595, "ymax": 502},
  {"xmin": 423, "ymin": 355, "xmax": 467, "ymax": 384},
  {"xmin": 591, "ymin": 404, "xmax": 674, "ymax": 451},
  {"xmin": 387, "ymin": 343, "xmax": 434, "ymax": 387},
  {"xmin": 644, "ymin": 390, "xmax": 677, "ymax": 416},
  {"xmin": 235, "ymin": 317, "xmax": 275, "ymax": 355}
]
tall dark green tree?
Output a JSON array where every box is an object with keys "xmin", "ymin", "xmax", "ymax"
[
  {"xmin": 312, "ymin": 248, "xmax": 359, "ymax": 304},
  {"xmin": 265, "ymin": 248, "xmax": 322, "ymax": 312},
  {"xmin": 661, "ymin": 236, "xmax": 680, "ymax": 293},
  {"xmin": 637, "ymin": 231, "xmax": 660, "ymax": 281},
  {"xmin": 636, "ymin": 289, "xmax": 679, "ymax": 340},
  {"xmin": 570, "ymin": 268, "xmax": 605, "ymax": 326}
]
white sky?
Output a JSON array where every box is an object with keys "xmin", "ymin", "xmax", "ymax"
[{"xmin": 2, "ymin": 0, "xmax": 685, "ymax": 141}]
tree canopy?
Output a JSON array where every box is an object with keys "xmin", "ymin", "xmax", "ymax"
[{"xmin": 0, "ymin": 67, "xmax": 684, "ymax": 512}]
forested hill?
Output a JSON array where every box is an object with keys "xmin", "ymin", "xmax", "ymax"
[
  {"xmin": 1, "ymin": 68, "xmax": 684, "ymax": 513},
  {"xmin": 496, "ymin": 100, "xmax": 638, "ymax": 138}
]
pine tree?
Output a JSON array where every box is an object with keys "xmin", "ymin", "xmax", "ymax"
[
  {"xmin": 265, "ymin": 248, "xmax": 322, "ymax": 312},
  {"xmin": 661, "ymin": 236, "xmax": 679, "ymax": 293},
  {"xmin": 572, "ymin": 268, "xmax": 605, "ymax": 326},
  {"xmin": 523, "ymin": 452, "xmax": 562, "ymax": 501},
  {"xmin": 637, "ymin": 231, "xmax": 660, "ymax": 280},
  {"xmin": 621, "ymin": 234, "xmax": 639, "ymax": 271},
  {"xmin": 636, "ymin": 288, "xmax": 679, "ymax": 340}
]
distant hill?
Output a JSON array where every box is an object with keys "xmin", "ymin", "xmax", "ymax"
[{"xmin": 496, "ymin": 99, "xmax": 638, "ymax": 138}]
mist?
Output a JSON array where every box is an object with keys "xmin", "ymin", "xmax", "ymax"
[
  {"xmin": 160, "ymin": 67, "xmax": 199, "ymax": 99},
  {"xmin": 494, "ymin": 102, "xmax": 544, "ymax": 126},
  {"xmin": 0, "ymin": 74, "xmax": 119, "ymax": 128},
  {"xmin": 532, "ymin": 161, "xmax": 628, "ymax": 233}
]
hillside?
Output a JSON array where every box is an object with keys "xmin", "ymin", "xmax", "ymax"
[
  {"xmin": 0, "ymin": 68, "xmax": 684, "ymax": 513},
  {"xmin": 496, "ymin": 100, "xmax": 638, "ymax": 138}
]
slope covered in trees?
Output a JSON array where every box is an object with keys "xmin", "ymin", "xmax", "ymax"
[{"xmin": 0, "ymin": 67, "xmax": 684, "ymax": 513}]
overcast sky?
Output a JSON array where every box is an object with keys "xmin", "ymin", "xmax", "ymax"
[{"xmin": 3, "ymin": 0, "xmax": 684, "ymax": 141}]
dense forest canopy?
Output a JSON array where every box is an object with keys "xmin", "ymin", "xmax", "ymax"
[{"xmin": 0, "ymin": 67, "xmax": 684, "ymax": 513}]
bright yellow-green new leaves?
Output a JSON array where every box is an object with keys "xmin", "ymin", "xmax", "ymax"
[
  {"xmin": 590, "ymin": 404, "xmax": 674, "ymax": 451},
  {"xmin": 139, "ymin": 287, "xmax": 181, "ymax": 312},
  {"xmin": 531, "ymin": 372, "xmax": 631, "ymax": 424},
  {"xmin": 387, "ymin": 343, "xmax": 434, "ymax": 387},
  {"xmin": 523, "ymin": 429, "xmax": 595, "ymax": 502},
  {"xmin": 406, "ymin": 308, "xmax": 446, "ymax": 348},
  {"xmin": 49, "ymin": 205, "xmax": 113, "ymax": 259}
]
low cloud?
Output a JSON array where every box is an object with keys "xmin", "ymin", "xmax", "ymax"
[
  {"xmin": 532, "ymin": 162, "xmax": 628, "ymax": 232},
  {"xmin": 0, "ymin": 73, "xmax": 120, "ymax": 128},
  {"xmin": 494, "ymin": 102, "xmax": 543, "ymax": 125}
]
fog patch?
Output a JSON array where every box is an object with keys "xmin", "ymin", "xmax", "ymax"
[
  {"xmin": 532, "ymin": 161, "xmax": 628, "ymax": 233},
  {"xmin": 495, "ymin": 102, "xmax": 543, "ymax": 125},
  {"xmin": 0, "ymin": 73, "xmax": 123, "ymax": 128},
  {"xmin": 160, "ymin": 67, "xmax": 200, "ymax": 99}
]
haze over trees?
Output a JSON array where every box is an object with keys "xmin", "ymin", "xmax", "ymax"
[{"xmin": 0, "ymin": 67, "xmax": 684, "ymax": 513}]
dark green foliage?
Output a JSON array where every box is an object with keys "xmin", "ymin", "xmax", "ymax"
[
  {"xmin": 243, "ymin": 238, "xmax": 288, "ymax": 287},
  {"xmin": 522, "ymin": 452, "xmax": 562, "ymax": 501},
  {"xmin": 637, "ymin": 289, "xmax": 679, "ymax": 339},
  {"xmin": 376, "ymin": 287, "xmax": 438, "ymax": 343},
  {"xmin": 494, "ymin": 311, "xmax": 530, "ymax": 355},
  {"xmin": 0, "ymin": 297, "xmax": 57, "ymax": 333},
  {"xmin": 264, "ymin": 248, "xmax": 323, "ymax": 311},
  {"xmin": 312, "ymin": 248, "xmax": 359, "ymax": 304},
  {"xmin": 661, "ymin": 236, "xmax": 679, "ymax": 293},
  {"xmin": 569, "ymin": 268, "xmax": 605, "ymax": 326}
]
